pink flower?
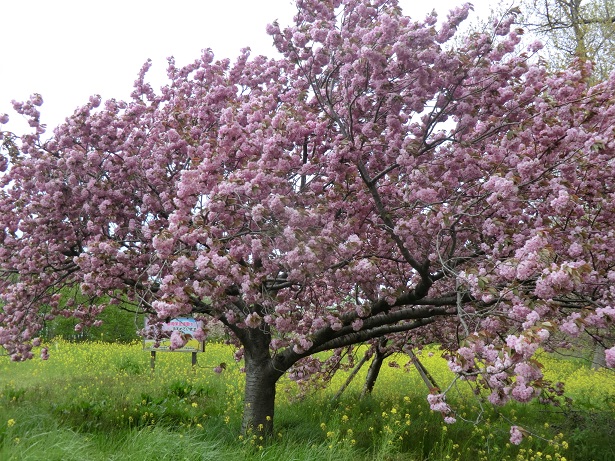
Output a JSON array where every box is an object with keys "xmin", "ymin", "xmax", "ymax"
[
  {"xmin": 568, "ymin": 242, "xmax": 583, "ymax": 258},
  {"xmin": 169, "ymin": 330, "xmax": 187, "ymax": 350},
  {"xmin": 213, "ymin": 365, "xmax": 225, "ymax": 374},
  {"xmin": 29, "ymin": 93, "xmax": 43, "ymax": 106},
  {"xmin": 0, "ymin": 113, "xmax": 8, "ymax": 124},
  {"xmin": 225, "ymin": 310, "xmax": 237, "ymax": 325},
  {"xmin": 488, "ymin": 391, "xmax": 509, "ymax": 406},
  {"xmin": 89, "ymin": 95, "xmax": 101, "ymax": 108},
  {"xmin": 549, "ymin": 189, "xmax": 570, "ymax": 212},
  {"xmin": 275, "ymin": 316, "xmax": 293, "ymax": 332},
  {"xmin": 312, "ymin": 317, "xmax": 327, "ymax": 330},
  {"xmin": 484, "ymin": 176, "xmax": 517, "ymax": 198},
  {"xmin": 516, "ymin": 259, "xmax": 538, "ymax": 281},
  {"xmin": 605, "ymin": 347, "xmax": 615, "ymax": 368},
  {"xmin": 293, "ymin": 336, "xmax": 313, "ymax": 354},
  {"xmin": 193, "ymin": 328, "xmax": 206, "ymax": 342},
  {"xmin": 536, "ymin": 329, "xmax": 550, "ymax": 342},
  {"xmin": 152, "ymin": 301, "xmax": 181, "ymax": 319},
  {"xmin": 427, "ymin": 393, "xmax": 451, "ymax": 414},
  {"xmin": 522, "ymin": 311, "xmax": 540, "ymax": 329},
  {"xmin": 560, "ymin": 313, "xmax": 582, "ymax": 337},
  {"xmin": 511, "ymin": 383, "xmax": 535, "ymax": 402},
  {"xmin": 245, "ymin": 312, "xmax": 262, "ymax": 329},
  {"xmin": 509, "ymin": 426, "xmax": 524, "ymax": 445}
]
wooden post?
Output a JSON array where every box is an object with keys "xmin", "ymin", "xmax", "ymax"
[
  {"xmin": 150, "ymin": 350, "xmax": 156, "ymax": 372},
  {"xmin": 192, "ymin": 352, "xmax": 197, "ymax": 368},
  {"xmin": 408, "ymin": 349, "xmax": 439, "ymax": 392},
  {"xmin": 332, "ymin": 351, "xmax": 370, "ymax": 402}
]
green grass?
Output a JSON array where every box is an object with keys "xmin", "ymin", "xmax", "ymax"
[{"xmin": 1, "ymin": 340, "xmax": 614, "ymax": 460}]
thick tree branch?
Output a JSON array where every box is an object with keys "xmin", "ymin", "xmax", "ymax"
[{"xmin": 312, "ymin": 317, "xmax": 439, "ymax": 353}]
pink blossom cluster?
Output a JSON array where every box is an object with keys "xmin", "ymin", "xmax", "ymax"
[
  {"xmin": 427, "ymin": 393, "xmax": 456, "ymax": 423},
  {"xmin": 244, "ymin": 312, "xmax": 262, "ymax": 329},
  {"xmin": 169, "ymin": 331, "xmax": 188, "ymax": 350},
  {"xmin": 606, "ymin": 348, "xmax": 615, "ymax": 368},
  {"xmin": 509, "ymin": 426, "xmax": 524, "ymax": 445}
]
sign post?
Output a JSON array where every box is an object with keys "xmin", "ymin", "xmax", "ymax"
[{"xmin": 143, "ymin": 317, "xmax": 205, "ymax": 371}]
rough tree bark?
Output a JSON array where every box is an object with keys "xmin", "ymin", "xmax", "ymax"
[
  {"xmin": 360, "ymin": 339, "xmax": 390, "ymax": 398},
  {"xmin": 238, "ymin": 325, "xmax": 284, "ymax": 436},
  {"xmin": 242, "ymin": 356, "xmax": 279, "ymax": 436}
]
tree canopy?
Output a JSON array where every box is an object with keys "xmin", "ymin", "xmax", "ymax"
[{"xmin": 1, "ymin": 0, "xmax": 614, "ymax": 439}]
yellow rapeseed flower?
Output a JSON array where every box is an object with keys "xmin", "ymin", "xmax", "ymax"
[{"xmin": 7, "ymin": 419, "xmax": 15, "ymax": 427}]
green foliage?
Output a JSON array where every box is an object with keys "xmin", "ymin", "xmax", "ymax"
[
  {"xmin": 42, "ymin": 305, "xmax": 142, "ymax": 344},
  {"xmin": 114, "ymin": 356, "xmax": 146, "ymax": 375},
  {"xmin": 1, "ymin": 341, "xmax": 614, "ymax": 460},
  {"xmin": 35, "ymin": 287, "xmax": 143, "ymax": 344}
]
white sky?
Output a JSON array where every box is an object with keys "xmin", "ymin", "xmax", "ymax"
[{"xmin": 1, "ymin": 0, "xmax": 494, "ymax": 134}]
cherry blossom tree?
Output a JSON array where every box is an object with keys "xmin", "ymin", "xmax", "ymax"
[{"xmin": 2, "ymin": 0, "xmax": 615, "ymax": 439}]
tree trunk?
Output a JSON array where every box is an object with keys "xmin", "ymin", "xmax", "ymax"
[
  {"xmin": 242, "ymin": 356, "xmax": 278, "ymax": 436},
  {"xmin": 361, "ymin": 347, "xmax": 386, "ymax": 397},
  {"xmin": 240, "ymin": 327, "xmax": 282, "ymax": 437}
]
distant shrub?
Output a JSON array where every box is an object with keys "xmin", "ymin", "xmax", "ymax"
[{"xmin": 41, "ymin": 305, "xmax": 143, "ymax": 343}]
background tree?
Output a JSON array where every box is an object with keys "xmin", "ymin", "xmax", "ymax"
[
  {"xmin": 1, "ymin": 0, "xmax": 615, "ymax": 441},
  {"xmin": 516, "ymin": 0, "xmax": 615, "ymax": 366},
  {"xmin": 520, "ymin": 0, "xmax": 615, "ymax": 79}
]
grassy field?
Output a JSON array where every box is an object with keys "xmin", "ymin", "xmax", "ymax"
[{"xmin": 1, "ymin": 340, "xmax": 614, "ymax": 461}]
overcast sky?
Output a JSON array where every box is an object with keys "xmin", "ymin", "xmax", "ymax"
[{"xmin": 1, "ymin": 0, "xmax": 493, "ymax": 134}]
